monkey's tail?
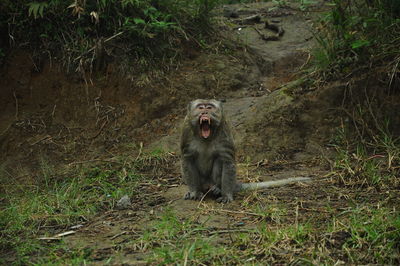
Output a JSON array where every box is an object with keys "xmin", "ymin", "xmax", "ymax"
[{"xmin": 238, "ymin": 177, "xmax": 311, "ymax": 191}]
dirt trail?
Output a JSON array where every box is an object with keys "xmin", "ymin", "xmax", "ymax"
[
  {"xmin": 58, "ymin": 2, "xmax": 336, "ymax": 264},
  {"xmin": 151, "ymin": 2, "xmax": 332, "ymax": 160}
]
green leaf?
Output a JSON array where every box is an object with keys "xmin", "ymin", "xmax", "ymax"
[
  {"xmin": 133, "ymin": 18, "xmax": 146, "ymax": 24},
  {"xmin": 27, "ymin": 2, "xmax": 48, "ymax": 19},
  {"xmin": 351, "ymin": 39, "xmax": 370, "ymax": 49}
]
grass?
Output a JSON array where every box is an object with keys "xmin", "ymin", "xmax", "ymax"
[
  {"xmin": 306, "ymin": 2, "xmax": 400, "ymax": 262},
  {"xmin": 133, "ymin": 207, "xmax": 399, "ymax": 264},
  {"xmin": 1, "ymin": 145, "xmax": 399, "ymax": 264},
  {"xmin": 119, "ymin": 208, "xmax": 225, "ymax": 264},
  {"xmin": 0, "ymin": 149, "xmax": 174, "ymax": 265},
  {"xmin": 344, "ymin": 208, "xmax": 400, "ymax": 264},
  {"xmin": 331, "ymin": 122, "xmax": 400, "ymax": 188}
]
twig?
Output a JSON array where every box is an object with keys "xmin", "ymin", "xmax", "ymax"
[
  {"xmin": 110, "ymin": 231, "xmax": 127, "ymax": 240},
  {"xmin": 38, "ymin": 230, "xmax": 76, "ymax": 241},
  {"xmin": 197, "ymin": 189, "xmax": 212, "ymax": 209},
  {"xmin": 233, "ymin": 25, "xmax": 248, "ymax": 30},
  {"xmin": 37, "ymin": 237, "xmax": 61, "ymax": 241},
  {"xmin": 30, "ymin": 135, "xmax": 51, "ymax": 146},
  {"xmin": 299, "ymin": 52, "xmax": 311, "ymax": 70},
  {"xmin": 389, "ymin": 56, "xmax": 400, "ymax": 90},
  {"xmin": 0, "ymin": 125, "xmax": 12, "ymax": 137},
  {"xmin": 209, "ymin": 208, "xmax": 263, "ymax": 217},
  {"xmin": 13, "ymin": 90, "xmax": 18, "ymax": 119},
  {"xmin": 183, "ymin": 249, "xmax": 189, "ymax": 266},
  {"xmin": 74, "ymin": 31, "xmax": 123, "ymax": 61},
  {"xmin": 299, "ymin": 207, "xmax": 329, "ymax": 213},
  {"xmin": 68, "ymin": 158, "xmax": 118, "ymax": 165},
  {"xmin": 234, "ymin": 14, "xmax": 262, "ymax": 25},
  {"xmin": 55, "ymin": 231, "xmax": 76, "ymax": 237},
  {"xmin": 51, "ymin": 104, "xmax": 57, "ymax": 118},
  {"xmin": 208, "ymin": 229, "xmax": 252, "ymax": 235},
  {"xmin": 91, "ymin": 120, "xmax": 107, "ymax": 139},
  {"xmin": 135, "ymin": 142, "xmax": 144, "ymax": 161}
]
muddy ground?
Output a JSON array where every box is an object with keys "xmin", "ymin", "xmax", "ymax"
[{"xmin": 0, "ymin": 1, "xmax": 373, "ymax": 264}]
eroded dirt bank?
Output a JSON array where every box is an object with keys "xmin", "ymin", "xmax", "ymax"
[{"xmin": 0, "ymin": 1, "xmax": 336, "ymax": 169}]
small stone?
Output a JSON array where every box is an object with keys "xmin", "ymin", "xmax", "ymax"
[{"xmin": 116, "ymin": 195, "xmax": 131, "ymax": 210}]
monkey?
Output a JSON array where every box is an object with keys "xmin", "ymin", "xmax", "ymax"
[{"xmin": 180, "ymin": 99, "xmax": 311, "ymax": 203}]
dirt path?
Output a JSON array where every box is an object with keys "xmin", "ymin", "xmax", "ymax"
[{"xmin": 58, "ymin": 2, "xmax": 337, "ymax": 264}]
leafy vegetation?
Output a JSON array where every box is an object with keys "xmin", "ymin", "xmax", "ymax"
[
  {"xmin": 306, "ymin": 3, "xmax": 400, "ymax": 262},
  {"xmin": 0, "ymin": 0, "xmax": 222, "ymax": 72},
  {"xmin": 312, "ymin": 0, "xmax": 400, "ymax": 84},
  {"xmin": 310, "ymin": 0, "xmax": 400, "ymax": 188}
]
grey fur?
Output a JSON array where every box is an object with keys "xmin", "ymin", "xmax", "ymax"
[{"xmin": 180, "ymin": 99, "xmax": 311, "ymax": 203}]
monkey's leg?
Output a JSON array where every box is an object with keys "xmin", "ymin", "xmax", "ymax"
[
  {"xmin": 182, "ymin": 158, "xmax": 204, "ymax": 200},
  {"xmin": 216, "ymin": 160, "xmax": 236, "ymax": 203},
  {"xmin": 211, "ymin": 158, "xmax": 223, "ymax": 196}
]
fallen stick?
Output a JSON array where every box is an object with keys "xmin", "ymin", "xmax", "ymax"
[
  {"xmin": 38, "ymin": 230, "xmax": 76, "ymax": 240},
  {"xmin": 209, "ymin": 208, "xmax": 263, "ymax": 217},
  {"xmin": 234, "ymin": 14, "xmax": 262, "ymax": 25}
]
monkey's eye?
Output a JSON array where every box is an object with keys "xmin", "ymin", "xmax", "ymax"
[
  {"xmin": 197, "ymin": 104, "xmax": 205, "ymax": 110},
  {"xmin": 206, "ymin": 106, "xmax": 213, "ymax": 110}
]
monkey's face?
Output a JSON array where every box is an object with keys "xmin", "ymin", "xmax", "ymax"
[{"xmin": 188, "ymin": 99, "xmax": 222, "ymax": 139}]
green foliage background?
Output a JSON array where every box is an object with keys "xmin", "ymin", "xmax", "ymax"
[
  {"xmin": 312, "ymin": 0, "xmax": 400, "ymax": 82},
  {"xmin": 0, "ymin": 0, "xmax": 222, "ymax": 70}
]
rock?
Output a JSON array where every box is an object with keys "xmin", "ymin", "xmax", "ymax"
[{"xmin": 116, "ymin": 195, "xmax": 131, "ymax": 210}]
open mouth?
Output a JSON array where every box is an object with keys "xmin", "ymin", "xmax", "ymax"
[{"xmin": 199, "ymin": 115, "xmax": 211, "ymax": 138}]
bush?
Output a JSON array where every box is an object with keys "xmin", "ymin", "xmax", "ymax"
[
  {"xmin": 0, "ymin": 0, "xmax": 221, "ymax": 71},
  {"xmin": 312, "ymin": 0, "xmax": 400, "ymax": 82}
]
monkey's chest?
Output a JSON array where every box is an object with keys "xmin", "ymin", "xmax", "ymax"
[
  {"xmin": 196, "ymin": 155, "xmax": 214, "ymax": 176},
  {"xmin": 193, "ymin": 145, "xmax": 217, "ymax": 177}
]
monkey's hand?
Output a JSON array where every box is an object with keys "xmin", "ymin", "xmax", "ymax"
[
  {"xmin": 184, "ymin": 191, "xmax": 204, "ymax": 201},
  {"xmin": 216, "ymin": 194, "xmax": 233, "ymax": 203}
]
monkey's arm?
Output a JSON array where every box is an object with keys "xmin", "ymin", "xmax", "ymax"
[
  {"xmin": 182, "ymin": 156, "xmax": 204, "ymax": 200},
  {"xmin": 238, "ymin": 177, "xmax": 311, "ymax": 191},
  {"xmin": 217, "ymin": 159, "xmax": 237, "ymax": 203}
]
